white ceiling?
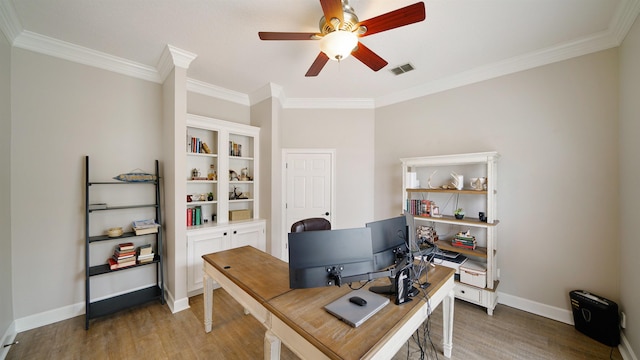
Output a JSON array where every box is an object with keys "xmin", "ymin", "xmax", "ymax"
[{"xmin": 2, "ymin": 0, "xmax": 639, "ymax": 107}]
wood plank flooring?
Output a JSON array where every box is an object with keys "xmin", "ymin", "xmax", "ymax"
[{"xmin": 7, "ymin": 290, "xmax": 621, "ymax": 360}]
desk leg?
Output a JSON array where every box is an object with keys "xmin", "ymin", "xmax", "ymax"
[
  {"xmin": 204, "ymin": 273, "xmax": 214, "ymax": 333},
  {"xmin": 264, "ymin": 330, "xmax": 281, "ymax": 360},
  {"xmin": 442, "ymin": 289, "xmax": 454, "ymax": 358}
]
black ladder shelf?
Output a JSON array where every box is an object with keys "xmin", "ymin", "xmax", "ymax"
[{"xmin": 84, "ymin": 156, "xmax": 165, "ymax": 329}]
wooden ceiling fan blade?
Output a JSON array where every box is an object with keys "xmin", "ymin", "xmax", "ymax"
[
  {"xmin": 259, "ymin": 32, "xmax": 318, "ymax": 40},
  {"xmin": 358, "ymin": 2, "xmax": 426, "ymax": 37},
  {"xmin": 320, "ymin": 0, "xmax": 344, "ymax": 26},
  {"xmin": 305, "ymin": 52, "xmax": 330, "ymax": 77},
  {"xmin": 351, "ymin": 42, "xmax": 388, "ymax": 72}
]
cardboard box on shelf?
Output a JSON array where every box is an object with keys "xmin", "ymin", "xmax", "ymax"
[{"xmin": 229, "ymin": 209, "xmax": 251, "ymax": 220}]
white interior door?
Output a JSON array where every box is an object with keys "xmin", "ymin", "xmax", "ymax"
[{"xmin": 282, "ymin": 150, "xmax": 335, "ymax": 262}]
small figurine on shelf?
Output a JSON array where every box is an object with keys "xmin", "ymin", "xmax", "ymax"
[
  {"xmin": 229, "ymin": 170, "xmax": 239, "ymax": 181},
  {"xmin": 239, "ymin": 167, "xmax": 250, "ymax": 181},
  {"xmin": 191, "ymin": 168, "xmax": 200, "ymax": 179},
  {"xmin": 208, "ymin": 164, "xmax": 217, "ymax": 180}
]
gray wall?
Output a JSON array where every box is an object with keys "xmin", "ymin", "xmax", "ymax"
[
  {"xmin": 0, "ymin": 27, "xmax": 14, "ymax": 347},
  {"xmin": 619, "ymin": 15, "xmax": 640, "ymax": 357},
  {"xmin": 10, "ymin": 48, "xmax": 162, "ymax": 320},
  {"xmin": 375, "ymin": 49, "xmax": 620, "ymax": 313},
  {"xmin": 281, "ymin": 108, "xmax": 375, "ymax": 230}
]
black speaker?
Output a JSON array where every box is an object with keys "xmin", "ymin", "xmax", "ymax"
[{"xmin": 570, "ymin": 290, "xmax": 620, "ymax": 347}]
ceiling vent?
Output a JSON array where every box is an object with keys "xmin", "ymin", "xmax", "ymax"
[{"xmin": 390, "ymin": 63, "xmax": 415, "ymax": 75}]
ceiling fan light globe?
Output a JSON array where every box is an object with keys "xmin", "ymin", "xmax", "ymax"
[{"xmin": 320, "ymin": 30, "xmax": 358, "ymax": 61}]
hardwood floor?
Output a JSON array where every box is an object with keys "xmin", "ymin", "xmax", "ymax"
[{"xmin": 7, "ymin": 290, "xmax": 621, "ymax": 360}]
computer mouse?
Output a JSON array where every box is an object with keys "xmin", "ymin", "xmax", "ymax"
[{"xmin": 349, "ymin": 296, "xmax": 367, "ymax": 306}]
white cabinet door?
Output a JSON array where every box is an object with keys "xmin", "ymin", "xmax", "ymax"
[
  {"xmin": 230, "ymin": 222, "xmax": 265, "ymax": 251},
  {"xmin": 187, "ymin": 228, "xmax": 230, "ymax": 293}
]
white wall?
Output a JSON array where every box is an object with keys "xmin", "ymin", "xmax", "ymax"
[
  {"xmin": 374, "ymin": 49, "xmax": 620, "ymax": 312},
  {"xmin": 619, "ymin": 14, "xmax": 640, "ymax": 358},
  {"xmin": 0, "ymin": 27, "xmax": 14, "ymax": 349},
  {"xmin": 10, "ymin": 48, "xmax": 162, "ymax": 321},
  {"xmin": 281, "ymin": 108, "xmax": 375, "ymax": 230}
]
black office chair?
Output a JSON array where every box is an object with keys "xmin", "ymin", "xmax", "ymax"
[{"xmin": 290, "ymin": 218, "xmax": 331, "ymax": 233}]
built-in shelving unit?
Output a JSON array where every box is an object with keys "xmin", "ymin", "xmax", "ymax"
[{"xmin": 184, "ymin": 115, "xmax": 266, "ymax": 295}]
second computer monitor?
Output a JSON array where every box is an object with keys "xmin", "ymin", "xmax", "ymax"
[{"xmin": 366, "ymin": 215, "xmax": 408, "ymax": 271}]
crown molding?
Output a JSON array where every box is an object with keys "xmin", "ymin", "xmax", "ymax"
[
  {"xmin": 249, "ymin": 82, "xmax": 285, "ymax": 106},
  {"xmin": 13, "ymin": 30, "xmax": 160, "ymax": 82},
  {"xmin": 157, "ymin": 44, "xmax": 197, "ymax": 82},
  {"xmin": 186, "ymin": 78, "xmax": 250, "ymax": 106},
  {"xmin": 0, "ymin": 0, "xmax": 22, "ymax": 44},
  {"xmin": 612, "ymin": 0, "xmax": 640, "ymax": 43},
  {"xmin": 3, "ymin": 0, "xmax": 638, "ymax": 109}
]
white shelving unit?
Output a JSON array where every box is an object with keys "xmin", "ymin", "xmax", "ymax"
[
  {"xmin": 184, "ymin": 114, "xmax": 265, "ymax": 294},
  {"xmin": 401, "ymin": 152, "xmax": 499, "ymax": 315}
]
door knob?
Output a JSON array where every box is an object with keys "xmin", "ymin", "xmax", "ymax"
[{"xmin": 324, "ymin": 212, "xmax": 329, "ymax": 216}]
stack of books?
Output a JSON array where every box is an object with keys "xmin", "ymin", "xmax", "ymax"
[
  {"xmin": 137, "ymin": 244, "xmax": 155, "ymax": 264},
  {"xmin": 451, "ymin": 231, "xmax": 477, "ymax": 250},
  {"xmin": 132, "ymin": 219, "xmax": 159, "ymax": 235},
  {"xmin": 108, "ymin": 242, "xmax": 137, "ymax": 269}
]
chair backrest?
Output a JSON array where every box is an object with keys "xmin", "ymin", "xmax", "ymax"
[{"xmin": 290, "ymin": 218, "xmax": 331, "ymax": 233}]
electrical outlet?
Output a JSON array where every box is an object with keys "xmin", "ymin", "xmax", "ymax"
[{"xmin": 621, "ymin": 312, "xmax": 627, "ymax": 329}]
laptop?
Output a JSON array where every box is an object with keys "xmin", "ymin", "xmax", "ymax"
[{"xmin": 324, "ymin": 289, "xmax": 390, "ymax": 327}]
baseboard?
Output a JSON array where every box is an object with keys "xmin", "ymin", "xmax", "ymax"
[
  {"xmin": 497, "ymin": 291, "xmax": 574, "ymax": 324},
  {"xmin": 165, "ymin": 289, "xmax": 190, "ymax": 314},
  {"xmin": 14, "ymin": 302, "xmax": 84, "ymax": 333},
  {"xmin": 0, "ymin": 321, "xmax": 17, "ymax": 360},
  {"xmin": 498, "ymin": 291, "xmax": 637, "ymax": 360},
  {"xmin": 619, "ymin": 332, "xmax": 638, "ymax": 360},
  {"xmin": 13, "ymin": 284, "xmax": 170, "ymax": 332}
]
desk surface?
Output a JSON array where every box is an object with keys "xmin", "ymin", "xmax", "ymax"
[
  {"xmin": 203, "ymin": 246, "xmax": 293, "ymax": 302},
  {"xmin": 267, "ymin": 265, "xmax": 454, "ymax": 359},
  {"xmin": 203, "ymin": 246, "xmax": 455, "ymax": 360}
]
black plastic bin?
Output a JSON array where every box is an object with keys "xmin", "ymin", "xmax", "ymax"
[{"xmin": 569, "ymin": 290, "xmax": 620, "ymax": 347}]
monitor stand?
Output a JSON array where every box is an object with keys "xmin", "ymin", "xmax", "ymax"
[{"xmin": 369, "ymin": 263, "xmax": 430, "ymax": 298}]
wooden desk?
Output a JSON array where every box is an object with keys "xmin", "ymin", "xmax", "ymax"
[{"xmin": 203, "ymin": 246, "xmax": 455, "ymax": 359}]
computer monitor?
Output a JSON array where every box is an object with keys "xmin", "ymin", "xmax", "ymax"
[
  {"xmin": 366, "ymin": 216, "xmax": 408, "ymax": 271},
  {"xmin": 288, "ymin": 227, "xmax": 375, "ymax": 289}
]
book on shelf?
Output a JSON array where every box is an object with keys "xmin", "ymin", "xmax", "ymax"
[
  {"xmin": 138, "ymin": 244, "xmax": 153, "ymax": 255},
  {"xmin": 406, "ymin": 199, "xmax": 432, "ymax": 217},
  {"xmin": 187, "ymin": 206, "xmax": 204, "ymax": 227},
  {"xmin": 229, "ymin": 141, "xmax": 242, "ymax": 157},
  {"xmin": 117, "ymin": 242, "xmax": 135, "ymax": 252},
  {"xmin": 132, "ymin": 219, "xmax": 159, "ymax": 235},
  {"xmin": 133, "ymin": 227, "xmax": 158, "ymax": 235},
  {"xmin": 108, "ymin": 257, "xmax": 136, "ymax": 270},
  {"xmin": 114, "ymin": 249, "xmax": 136, "ymax": 258},
  {"xmin": 132, "ymin": 219, "xmax": 158, "ymax": 229},
  {"xmin": 137, "ymin": 253, "xmax": 155, "ymax": 264}
]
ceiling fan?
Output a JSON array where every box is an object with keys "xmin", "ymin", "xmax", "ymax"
[{"xmin": 258, "ymin": 0, "xmax": 426, "ymax": 77}]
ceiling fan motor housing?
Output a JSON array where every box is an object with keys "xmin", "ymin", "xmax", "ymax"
[{"xmin": 319, "ymin": 3, "xmax": 361, "ymax": 34}]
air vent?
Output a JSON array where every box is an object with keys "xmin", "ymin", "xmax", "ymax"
[{"xmin": 390, "ymin": 63, "xmax": 415, "ymax": 75}]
